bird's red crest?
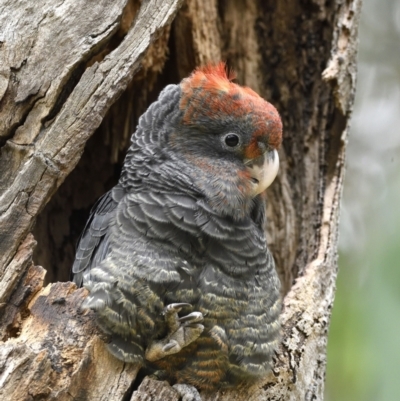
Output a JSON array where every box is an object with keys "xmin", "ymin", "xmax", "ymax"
[{"xmin": 180, "ymin": 63, "xmax": 282, "ymax": 153}]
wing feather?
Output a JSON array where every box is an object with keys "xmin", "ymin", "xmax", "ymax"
[{"xmin": 72, "ymin": 186, "xmax": 123, "ymax": 286}]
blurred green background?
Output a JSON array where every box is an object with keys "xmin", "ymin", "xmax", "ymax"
[{"xmin": 325, "ymin": 0, "xmax": 400, "ymax": 400}]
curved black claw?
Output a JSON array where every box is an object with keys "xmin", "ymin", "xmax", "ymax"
[{"xmin": 145, "ymin": 303, "xmax": 204, "ymax": 362}]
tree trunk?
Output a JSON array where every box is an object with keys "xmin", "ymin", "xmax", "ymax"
[{"xmin": 0, "ymin": 0, "xmax": 361, "ymax": 400}]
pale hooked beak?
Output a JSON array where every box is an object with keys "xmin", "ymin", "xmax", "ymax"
[{"xmin": 245, "ymin": 149, "xmax": 279, "ymax": 195}]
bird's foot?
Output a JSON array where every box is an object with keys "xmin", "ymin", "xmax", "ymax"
[{"xmin": 145, "ymin": 303, "xmax": 204, "ymax": 362}]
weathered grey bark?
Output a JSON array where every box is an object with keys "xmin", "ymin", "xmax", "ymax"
[{"xmin": 0, "ymin": 0, "xmax": 361, "ymax": 400}]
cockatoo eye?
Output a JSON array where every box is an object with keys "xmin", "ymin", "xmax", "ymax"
[{"xmin": 224, "ymin": 133, "xmax": 240, "ymax": 147}]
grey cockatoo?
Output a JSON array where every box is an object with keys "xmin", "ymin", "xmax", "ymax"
[{"xmin": 72, "ymin": 63, "xmax": 282, "ymax": 394}]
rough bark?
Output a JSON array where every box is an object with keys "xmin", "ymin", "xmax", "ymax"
[{"xmin": 0, "ymin": 0, "xmax": 361, "ymax": 400}]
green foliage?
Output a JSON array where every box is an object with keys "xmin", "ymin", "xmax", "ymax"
[{"xmin": 327, "ymin": 176, "xmax": 400, "ymax": 400}]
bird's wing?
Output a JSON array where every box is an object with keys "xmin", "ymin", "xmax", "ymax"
[{"xmin": 72, "ymin": 186, "xmax": 123, "ymax": 286}]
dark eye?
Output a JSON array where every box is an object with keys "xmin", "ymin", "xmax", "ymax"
[{"xmin": 224, "ymin": 133, "xmax": 240, "ymax": 147}]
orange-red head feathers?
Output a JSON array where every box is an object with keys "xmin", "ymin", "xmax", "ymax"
[{"xmin": 180, "ymin": 63, "xmax": 282, "ymax": 158}]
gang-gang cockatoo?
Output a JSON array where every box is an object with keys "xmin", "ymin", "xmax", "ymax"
[{"xmin": 73, "ymin": 63, "xmax": 282, "ymax": 398}]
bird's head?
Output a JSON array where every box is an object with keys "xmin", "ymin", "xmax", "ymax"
[{"xmin": 126, "ymin": 63, "xmax": 282, "ymax": 220}]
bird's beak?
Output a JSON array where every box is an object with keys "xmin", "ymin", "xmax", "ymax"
[{"xmin": 244, "ymin": 149, "xmax": 279, "ymax": 195}]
